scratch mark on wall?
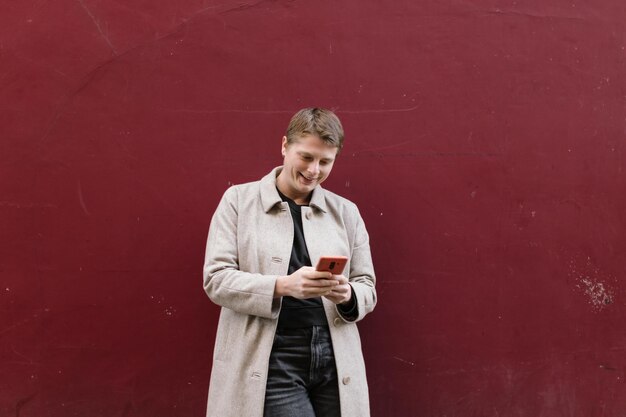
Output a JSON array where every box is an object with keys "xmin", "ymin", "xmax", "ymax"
[
  {"xmin": 33, "ymin": 0, "xmax": 412, "ymax": 145},
  {"xmin": 393, "ymin": 356, "xmax": 415, "ymax": 366},
  {"xmin": 353, "ymin": 150, "xmax": 503, "ymax": 159},
  {"xmin": 0, "ymin": 201, "xmax": 57, "ymax": 209},
  {"xmin": 12, "ymin": 52, "xmax": 70, "ymax": 80},
  {"xmin": 352, "ymin": 139, "xmax": 416, "ymax": 156},
  {"xmin": 38, "ymin": 63, "xmax": 110, "ymax": 144},
  {"xmin": 482, "ymin": 9, "xmax": 585, "ymax": 22},
  {"xmin": 0, "ymin": 308, "xmax": 52, "ymax": 336},
  {"xmin": 76, "ymin": 0, "xmax": 118, "ymax": 55},
  {"xmin": 157, "ymin": 0, "xmax": 301, "ymax": 47},
  {"xmin": 15, "ymin": 392, "xmax": 37, "ymax": 417},
  {"xmin": 114, "ymin": 131, "xmax": 138, "ymax": 161},
  {"xmin": 338, "ymin": 106, "xmax": 419, "ymax": 114},
  {"xmin": 0, "ymin": 318, "xmax": 35, "ymax": 336},
  {"xmin": 11, "ymin": 346, "xmax": 36, "ymax": 364},
  {"xmin": 217, "ymin": 0, "xmax": 286, "ymax": 16},
  {"xmin": 77, "ymin": 180, "xmax": 91, "ymax": 216},
  {"xmin": 165, "ymin": 106, "xmax": 421, "ymax": 115},
  {"xmin": 168, "ymin": 108, "xmax": 295, "ymax": 115}
]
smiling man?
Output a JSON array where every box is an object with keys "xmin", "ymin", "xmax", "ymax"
[{"xmin": 203, "ymin": 108, "xmax": 377, "ymax": 417}]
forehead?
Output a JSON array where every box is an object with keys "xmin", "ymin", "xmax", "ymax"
[{"xmin": 289, "ymin": 134, "xmax": 339, "ymax": 158}]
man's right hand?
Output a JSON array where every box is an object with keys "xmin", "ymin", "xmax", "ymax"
[{"xmin": 274, "ymin": 266, "xmax": 339, "ymax": 299}]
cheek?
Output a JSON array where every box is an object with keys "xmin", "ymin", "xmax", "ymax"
[
  {"xmin": 293, "ymin": 161, "xmax": 305, "ymax": 172},
  {"xmin": 320, "ymin": 166, "xmax": 333, "ymax": 178},
  {"xmin": 286, "ymin": 157, "xmax": 301, "ymax": 170}
]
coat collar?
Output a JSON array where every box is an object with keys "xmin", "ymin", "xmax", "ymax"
[{"xmin": 260, "ymin": 166, "xmax": 328, "ymax": 213}]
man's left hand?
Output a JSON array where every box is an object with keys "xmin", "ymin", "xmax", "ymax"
[{"xmin": 323, "ymin": 275, "xmax": 352, "ymax": 305}]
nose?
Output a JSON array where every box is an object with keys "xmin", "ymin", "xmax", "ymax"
[{"xmin": 307, "ymin": 161, "xmax": 320, "ymax": 176}]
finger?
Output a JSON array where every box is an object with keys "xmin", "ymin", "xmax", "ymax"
[
  {"xmin": 306, "ymin": 279, "xmax": 339, "ymax": 288},
  {"xmin": 329, "ymin": 285, "xmax": 349, "ymax": 295},
  {"xmin": 323, "ymin": 289, "xmax": 337, "ymax": 298},
  {"xmin": 332, "ymin": 275, "xmax": 349, "ymax": 284},
  {"xmin": 323, "ymin": 292, "xmax": 344, "ymax": 303},
  {"xmin": 307, "ymin": 271, "xmax": 334, "ymax": 280},
  {"xmin": 329, "ymin": 290, "xmax": 348, "ymax": 299}
]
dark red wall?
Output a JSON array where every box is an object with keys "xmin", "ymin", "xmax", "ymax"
[{"xmin": 2, "ymin": 1, "xmax": 625, "ymax": 416}]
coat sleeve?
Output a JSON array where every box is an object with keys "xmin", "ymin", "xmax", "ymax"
[
  {"xmin": 338, "ymin": 205, "xmax": 377, "ymax": 322},
  {"xmin": 203, "ymin": 187, "xmax": 281, "ymax": 319}
]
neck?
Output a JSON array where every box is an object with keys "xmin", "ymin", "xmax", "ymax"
[{"xmin": 276, "ymin": 173, "xmax": 311, "ymax": 205}]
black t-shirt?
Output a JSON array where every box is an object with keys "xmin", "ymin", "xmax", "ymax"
[{"xmin": 276, "ymin": 189, "xmax": 328, "ymax": 329}]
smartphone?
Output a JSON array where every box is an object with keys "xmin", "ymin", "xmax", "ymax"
[{"xmin": 315, "ymin": 256, "xmax": 348, "ymax": 275}]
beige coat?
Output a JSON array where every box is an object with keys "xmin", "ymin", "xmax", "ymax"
[{"xmin": 203, "ymin": 167, "xmax": 377, "ymax": 417}]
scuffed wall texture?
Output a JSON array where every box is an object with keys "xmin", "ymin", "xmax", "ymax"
[{"xmin": 1, "ymin": 0, "xmax": 625, "ymax": 416}]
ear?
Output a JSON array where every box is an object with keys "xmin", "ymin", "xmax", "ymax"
[{"xmin": 281, "ymin": 136, "xmax": 288, "ymax": 156}]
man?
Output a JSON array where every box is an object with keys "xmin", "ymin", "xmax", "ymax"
[{"xmin": 203, "ymin": 108, "xmax": 377, "ymax": 417}]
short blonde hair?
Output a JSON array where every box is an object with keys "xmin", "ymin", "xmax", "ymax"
[{"xmin": 285, "ymin": 108, "xmax": 344, "ymax": 152}]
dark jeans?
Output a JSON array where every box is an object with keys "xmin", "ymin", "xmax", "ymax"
[{"xmin": 264, "ymin": 326, "xmax": 341, "ymax": 417}]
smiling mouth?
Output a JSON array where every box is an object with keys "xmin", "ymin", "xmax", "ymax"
[{"xmin": 300, "ymin": 173, "xmax": 316, "ymax": 183}]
